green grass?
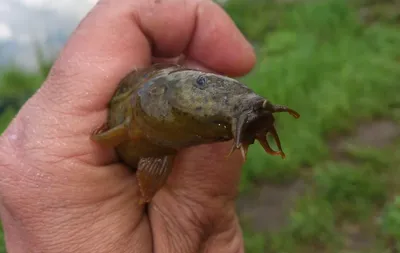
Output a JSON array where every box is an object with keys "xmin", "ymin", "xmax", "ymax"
[
  {"xmin": 379, "ymin": 196, "xmax": 400, "ymax": 251},
  {"xmin": 223, "ymin": 0, "xmax": 400, "ymax": 252},
  {"xmin": 314, "ymin": 161, "xmax": 387, "ymax": 222},
  {"xmin": 227, "ymin": 0, "xmax": 400, "ymax": 189},
  {"xmin": 1, "ymin": 0, "xmax": 400, "ymax": 252}
]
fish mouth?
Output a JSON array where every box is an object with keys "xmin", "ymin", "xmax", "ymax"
[{"xmin": 226, "ymin": 101, "xmax": 300, "ymax": 161}]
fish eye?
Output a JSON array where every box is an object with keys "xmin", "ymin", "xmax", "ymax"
[{"xmin": 196, "ymin": 75, "xmax": 207, "ymax": 89}]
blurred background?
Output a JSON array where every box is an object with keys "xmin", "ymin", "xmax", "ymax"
[{"xmin": 1, "ymin": 0, "xmax": 400, "ymax": 252}]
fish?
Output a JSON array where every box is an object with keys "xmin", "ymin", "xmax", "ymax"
[{"xmin": 91, "ymin": 63, "xmax": 300, "ymax": 204}]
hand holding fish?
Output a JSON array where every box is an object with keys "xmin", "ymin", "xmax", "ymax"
[{"xmin": 0, "ymin": 0, "xmax": 298, "ymax": 252}]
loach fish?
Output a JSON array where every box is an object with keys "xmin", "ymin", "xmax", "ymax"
[{"xmin": 91, "ymin": 63, "xmax": 300, "ymax": 204}]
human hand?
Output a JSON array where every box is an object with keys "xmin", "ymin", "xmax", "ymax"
[{"xmin": 0, "ymin": 0, "xmax": 256, "ymax": 252}]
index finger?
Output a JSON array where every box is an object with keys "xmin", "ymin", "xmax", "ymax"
[{"xmin": 40, "ymin": 0, "xmax": 256, "ymax": 113}]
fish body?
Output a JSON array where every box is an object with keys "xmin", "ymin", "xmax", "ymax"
[{"xmin": 91, "ymin": 63, "xmax": 300, "ymax": 203}]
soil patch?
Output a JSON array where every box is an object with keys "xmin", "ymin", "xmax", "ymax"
[
  {"xmin": 329, "ymin": 119, "xmax": 400, "ymax": 160},
  {"xmin": 236, "ymin": 179, "xmax": 307, "ymax": 232}
]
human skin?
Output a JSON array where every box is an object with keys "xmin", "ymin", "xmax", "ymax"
[{"xmin": 0, "ymin": 0, "xmax": 256, "ymax": 252}]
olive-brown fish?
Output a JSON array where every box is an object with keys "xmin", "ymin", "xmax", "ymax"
[{"xmin": 91, "ymin": 63, "xmax": 300, "ymax": 204}]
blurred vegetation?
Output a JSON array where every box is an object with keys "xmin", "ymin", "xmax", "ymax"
[
  {"xmin": 0, "ymin": 47, "xmax": 52, "ymax": 132},
  {"xmin": 1, "ymin": 0, "xmax": 400, "ymax": 252},
  {"xmin": 223, "ymin": 0, "xmax": 400, "ymax": 252}
]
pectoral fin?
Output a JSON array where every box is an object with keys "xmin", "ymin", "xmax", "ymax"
[
  {"xmin": 91, "ymin": 116, "xmax": 141, "ymax": 147},
  {"xmin": 136, "ymin": 155, "xmax": 175, "ymax": 204},
  {"xmin": 90, "ymin": 123, "xmax": 129, "ymax": 147}
]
